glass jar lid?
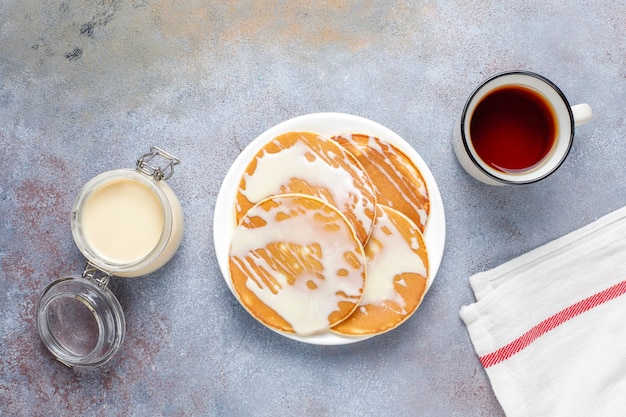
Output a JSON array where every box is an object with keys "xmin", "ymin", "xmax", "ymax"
[{"xmin": 36, "ymin": 268, "xmax": 125, "ymax": 368}]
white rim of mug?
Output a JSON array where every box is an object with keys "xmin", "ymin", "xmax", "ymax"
[{"xmin": 460, "ymin": 70, "xmax": 575, "ymax": 184}]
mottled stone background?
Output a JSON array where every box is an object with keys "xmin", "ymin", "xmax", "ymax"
[{"xmin": 1, "ymin": 1, "xmax": 624, "ymax": 416}]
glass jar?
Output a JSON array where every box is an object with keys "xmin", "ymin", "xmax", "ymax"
[{"xmin": 36, "ymin": 147, "xmax": 183, "ymax": 368}]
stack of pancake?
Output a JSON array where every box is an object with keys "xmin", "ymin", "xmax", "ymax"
[{"xmin": 229, "ymin": 131, "xmax": 430, "ymax": 338}]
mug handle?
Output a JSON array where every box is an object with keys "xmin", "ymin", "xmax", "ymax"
[{"xmin": 572, "ymin": 103, "xmax": 592, "ymax": 126}]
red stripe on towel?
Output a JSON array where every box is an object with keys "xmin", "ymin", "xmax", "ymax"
[{"xmin": 480, "ymin": 279, "xmax": 626, "ymax": 368}]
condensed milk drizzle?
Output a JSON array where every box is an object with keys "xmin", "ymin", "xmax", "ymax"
[
  {"xmin": 230, "ymin": 195, "xmax": 366, "ymax": 335},
  {"xmin": 361, "ymin": 206, "xmax": 427, "ymax": 312},
  {"xmin": 237, "ymin": 133, "xmax": 376, "ymax": 244},
  {"xmin": 363, "ymin": 134, "xmax": 429, "ymax": 227},
  {"xmin": 332, "ymin": 133, "xmax": 430, "ymax": 233}
]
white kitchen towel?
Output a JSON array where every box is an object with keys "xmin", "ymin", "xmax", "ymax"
[{"xmin": 460, "ymin": 206, "xmax": 626, "ymax": 417}]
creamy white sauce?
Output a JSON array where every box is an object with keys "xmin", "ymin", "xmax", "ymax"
[
  {"xmin": 364, "ymin": 134, "xmax": 428, "ymax": 227},
  {"xmin": 339, "ymin": 133, "xmax": 428, "ymax": 228},
  {"xmin": 81, "ymin": 178, "xmax": 165, "ymax": 264},
  {"xmin": 230, "ymin": 196, "xmax": 365, "ymax": 335},
  {"xmin": 360, "ymin": 206, "xmax": 427, "ymax": 311},
  {"xmin": 238, "ymin": 134, "xmax": 374, "ymax": 241}
]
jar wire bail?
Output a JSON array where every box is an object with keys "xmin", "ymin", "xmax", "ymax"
[
  {"xmin": 136, "ymin": 146, "xmax": 180, "ymax": 181},
  {"xmin": 82, "ymin": 262, "xmax": 112, "ymax": 288}
]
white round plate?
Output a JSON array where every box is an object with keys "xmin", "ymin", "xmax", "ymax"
[{"xmin": 213, "ymin": 113, "xmax": 446, "ymax": 345}]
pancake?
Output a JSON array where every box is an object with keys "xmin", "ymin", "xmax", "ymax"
[
  {"xmin": 331, "ymin": 205, "xmax": 429, "ymax": 336},
  {"xmin": 229, "ymin": 194, "xmax": 367, "ymax": 336},
  {"xmin": 235, "ymin": 131, "xmax": 376, "ymax": 246},
  {"xmin": 333, "ymin": 133, "xmax": 430, "ymax": 232}
]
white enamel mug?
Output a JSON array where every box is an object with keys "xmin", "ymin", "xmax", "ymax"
[{"xmin": 453, "ymin": 71, "xmax": 592, "ymax": 185}]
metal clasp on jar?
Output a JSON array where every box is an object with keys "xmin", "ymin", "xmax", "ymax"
[
  {"xmin": 82, "ymin": 262, "xmax": 112, "ymax": 288},
  {"xmin": 136, "ymin": 146, "xmax": 180, "ymax": 181}
]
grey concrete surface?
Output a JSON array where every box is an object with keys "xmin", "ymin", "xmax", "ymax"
[{"xmin": 1, "ymin": 1, "xmax": 625, "ymax": 416}]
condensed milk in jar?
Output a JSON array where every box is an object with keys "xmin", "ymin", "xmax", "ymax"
[{"xmin": 36, "ymin": 147, "xmax": 184, "ymax": 368}]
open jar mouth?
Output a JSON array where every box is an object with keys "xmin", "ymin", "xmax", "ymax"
[
  {"xmin": 71, "ymin": 169, "xmax": 174, "ymax": 275},
  {"xmin": 36, "ymin": 276, "xmax": 125, "ymax": 368}
]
